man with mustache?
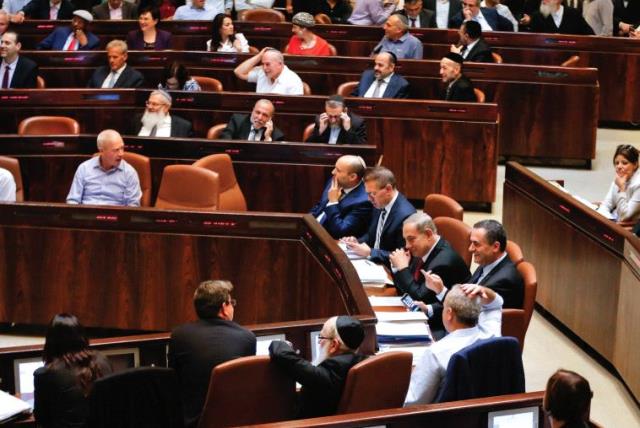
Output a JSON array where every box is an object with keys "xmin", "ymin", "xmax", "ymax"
[
  {"xmin": 135, "ymin": 90, "xmax": 194, "ymax": 138},
  {"xmin": 527, "ymin": 0, "xmax": 594, "ymax": 34}
]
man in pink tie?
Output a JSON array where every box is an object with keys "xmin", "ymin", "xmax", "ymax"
[
  {"xmin": 0, "ymin": 30, "xmax": 38, "ymax": 88},
  {"xmin": 36, "ymin": 10, "xmax": 100, "ymax": 51}
]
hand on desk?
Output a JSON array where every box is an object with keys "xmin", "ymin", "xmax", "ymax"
[
  {"xmin": 340, "ymin": 237, "xmax": 372, "ymax": 257},
  {"xmin": 389, "ymin": 248, "xmax": 411, "ymax": 270}
]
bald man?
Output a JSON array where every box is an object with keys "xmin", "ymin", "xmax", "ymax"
[
  {"xmin": 219, "ymin": 99, "xmax": 285, "ymax": 141},
  {"xmin": 372, "ymin": 14, "xmax": 423, "ymax": 59},
  {"xmin": 234, "ymin": 47, "xmax": 303, "ymax": 95}
]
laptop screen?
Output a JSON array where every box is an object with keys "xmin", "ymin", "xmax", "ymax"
[{"xmin": 487, "ymin": 406, "xmax": 539, "ymax": 428}]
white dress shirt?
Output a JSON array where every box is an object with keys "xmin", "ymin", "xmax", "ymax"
[
  {"xmin": 247, "ymin": 65, "xmax": 304, "ymax": 95},
  {"xmin": 109, "ymin": 5, "xmax": 123, "ymax": 20},
  {"xmin": 0, "ymin": 168, "xmax": 16, "ymax": 202},
  {"xmin": 551, "ymin": 5, "xmax": 565, "ymax": 28},
  {"xmin": 474, "ymin": 10, "xmax": 495, "ymax": 31},
  {"xmin": 101, "ymin": 64, "xmax": 127, "ymax": 89},
  {"xmin": 435, "ymin": 0, "xmax": 451, "ymax": 29},
  {"xmin": 364, "ymin": 73, "xmax": 393, "ymax": 98}
]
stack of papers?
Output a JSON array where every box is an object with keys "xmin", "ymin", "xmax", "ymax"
[
  {"xmin": 351, "ymin": 259, "xmax": 392, "ymax": 285},
  {"xmin": 368, "ymin": 296, "xmax": 404, "ymax": 307},
  {"xmin": 376, "ymin": 321, "xmax": 431, "ymax": 345},
  {"xmin": 337, "ymin": 242, "xmax": 366, "ymax": 260},
  {"xmin": 0, "ymin": 390, "xmax": 31, "ymax": 423}
]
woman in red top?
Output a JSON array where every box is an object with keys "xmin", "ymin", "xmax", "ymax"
[{"xmin": 285, "ymin": 12, "xmax": 333, "ymax": 56}]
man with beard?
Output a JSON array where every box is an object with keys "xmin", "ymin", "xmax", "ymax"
[
  {"xmin": 439, "ymin": 52, "xmax": 476, "ymax": 102},
  {"xmin": 527, "ymin": 0, "xmax": 594, "ymax": 34},
  {"xmin": 352, "ymin": 51, "xmax": 410, "ymax": 99},
  {"xmin": 37, "ymin": 10, "xmax": 100, "ymax": 50},
  {"xmin": 450, "ymin": 20, "xmax": 494, "ymax": 63},
  {"xmin": 219, "ymin": 99, "xmax": 285, "ymax": 141},
  {"xmin": 135, "ymin": 90, "xmax": 194, "ymax": 138},
  {"xmin": 269, "ymin": 316, "xmax": 367, "ymax": 418}
]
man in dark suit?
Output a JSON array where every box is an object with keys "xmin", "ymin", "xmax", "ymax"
[
  {"xmin": 613, "ymin": 0, "xmax": 640, "ymax": 36},
  {"xmin": 169, "ymin": 280, "xmax": 256, "ymax": 428},
  {"xmin": 0, "ymin": 31, "xmax": 38, "ymax": 88},
  {"xmin": 452, "ymin": 20, "xmax": 494, "ymax": 63},
  {"xmin": 219, "ymin": 99, "xmax": 285, "ymax": 141},
  {"xmin": 425, "ymin": 0, "xmax": 462, "ymax": 28},
  {"xmin": 37, "ymin": 10, "xmax": 100, "ymax": 50},
  {"xmin": 341, "ymin": 166, "xmax": 416, "ymax": 265},
  {"xmin": 14, "ymin": 0, "xmax": 75, "ymax": 21},
  {"xmin": 86, "ymin": 39, "xmax": 144, "ymax": 88},
  {"xmin": 310, "ymin": 155, "xmax": 373, "ymax": 239},
  {"xmin": 134, "ymin": 90, "xmax": 194, "ymax": 138},
  {"xmin": 307, "ymin": 95, "xmax": 367, "ymax": 145},
  {"xmin": 440, "ymin": 52, "xmax": 476, "ymax": 101},
  {"xmin": 528, "ymin": 0, "xmax": 594, "ymax": 34},
  {"xmin": 389, "ymin": 212, "xmax": 471, "ymax": 334},
  {"xmin": 91, "ymin": 0, "xmax": 137, "ymax": 19},
  {"xmin": 352, "ymin": 51, "xmax": 410, "ymax": 99},
  {"xmin": 393, "ymin": 0, "xmax": 437, "ymax": 28},
  {"xmin": 450, "ymin": 0, "xmax": 514, "ymax": 30}
]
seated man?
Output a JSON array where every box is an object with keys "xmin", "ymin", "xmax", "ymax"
[
  {"xmin": 389, "ymin": 212, "xmax": 470, "ymax": 334},
  {"xmin": 310, "ymin": 155, "xmax": 372, "ymax": 239},
  {"xmin": 37, "ymin": 10, "xmax": 100, "ymax": 51},
  {"xmin": 169, "ymin": 280, "xmax": 256, "ymax": 428},
  {"xmin": 219, "ymin": 99, "xmax": 285, "ymax": 141},
  {"xmin": 307, "ymin": 95, "xmax": 367, "ymax": 145},
  {"xmin": 393, "ymin": 0, "xmax": 437, "ymax": 28},
  {"xmin": 341, "ymin": 166, "xmax": 416, "ymax": 265},
  {"xmin": 405, "ymin": 284, "xmax": 503, "ymax": 405},
  {"xmin": 372, "ymin": 14, "xmax": 423, "ymax": 59},
  {"xmin": 13, "ymin": 0, "xmax": 74, "ymax": 22},
  {"xmin": 349, "ymin": 0, "xmax": 399, "ymax": 25},
  {"xmin": 66, "ymin": 129, "xmax": 142, "ymax": 206},
  {"xmin": 613, "ymin": 0, "xmax": 640, "ymax": 37},
  {"xmin": 234, "ymin": 47, "xmax": 304, "ymax": 95},
  {"xmin": 481, "ymin": 0, "xmax": 519, "ymax": 31},
  {"xmin": 449, "ymin": 0, "xmax": 514, "ymax": 31},
  {"xmin": 86, "ymin": 39, "xmax": 145, "ymax": 88},
  {"xmin": 1, "ymin": 31, "xmax": 39, "ymax": 89},
  {"xmin": 0, "ymin": 167, "xmax": 16, "ymax": 202},
  {"xmin": 173, "ymin": 0, "xmax": 219, "ymax": 20},
  {"xmin": 135, "ymin": 90, "xmax": 193, "ymax": 138},
  {"xmin": 425, "ymin": 0, "xmax": 463, "ymax": 29},
  {"xmin": 92, "ymin": 0, "xmax": 138, "ymax": 20},
  {"xmin": 269, "ymin": 315, "xmax": 366, "ymax": 418},
  {"xmin": 0, "ymin": 11, "xmax": 9, "ymax": 36},
  {"xmin": 583, "ymin": 0, "xmax": 614, "ymax": 36},
  {"xmin": 451, "ymin": 20, "xmax": 494, "ymax": 63},
  {"xmin": 527, "ymin": 0, "xmax": 595, "ymax": 34},
  {"xmin": 440, "ymin": 52, "xmax": 476, "ymax": 102},
  {"xmin": 352, "ymin": 51, "xmax": 410, "ymax": 99}
]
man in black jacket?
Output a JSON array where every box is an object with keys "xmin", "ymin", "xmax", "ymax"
[
  {"xmin": 307, "ymin": 95, "xmax": 367, "ymax": 145},
  {"xmin": 219, "ymin": 99, "xmax": 285, "ymax": 141},
  {"xmin": 134, "ymin": 90, "xmax": 193, "ymax": 138},
  {"xmin": 0, "ymin": 31, "xmax": 38, "ymax": 88},
  {"xmin": 86, "ymin": 39, "xmax": 144, "ymax": 89},
  {"xmin": 439, "ymin": 52, "xmax": 476, "ymax": 102},
  {"xmin": 452, "ymin": 20, "xmax": 494, "ymax": 63},
  {"xmin": 14, "ymin": 0, "xmax": 75, "ymax": 21},
  {"xmin": 527, "ymin": 0, "xmax": 594, "ymax": 34}
]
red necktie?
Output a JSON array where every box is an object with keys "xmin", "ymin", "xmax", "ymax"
[
  {"xmin": 1, "ymin": 65, "xmax": 10, "ymax": 89},
  {"xmin": 413, "ymin": 258, "xmax": 424, "ymax": 281},
  {"xmin": 67, "ymin": 37, "xmax": 78, "ymax": 51}
]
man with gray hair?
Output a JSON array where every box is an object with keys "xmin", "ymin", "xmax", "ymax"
[
  {"xmin": 307, "ymin": 95, "xmax": 367, "ymax": 145},
  {"xmin": 269, "ymin": 315, "xmax": 367, "ymax": 418},
  {"xmin": 0, "ymin": 10, "xmax": 10, "ymax": 36},
  {"xmin": 86, "ymin": 39, "xmax": 144, "ymax": 88},
  {"xmin": 234, "ymin": 47, "xmax": 303, "ymax": 95},
  {"xmin": 169, "ymin": 280, "xmax": 256, "ymax": 428},
  {"xmin": 66, "ymin": 129, "xmax": 142, "ymax": 206},
  {"xmin": 135, "ymin": 90, "xmax": 193, "ymax": 138},
  {"xmin": 372, "ymin": 14, "xmax": 423, "ymax": 59},
  {"xmin": 219, "ymin": 99, "xmax": 285, "ymax": 141},
  {"xmin": 405, "ymin": 283, "xmax": 503, "ymax": 405}
]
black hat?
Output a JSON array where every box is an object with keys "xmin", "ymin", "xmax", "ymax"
[
  {"xmin": 336, "ymin": 316, "xmax": 365, "ymax": 350},
  {"xmin": 444, "ymin": 52, "xmax": 464, "ymax": 64}
]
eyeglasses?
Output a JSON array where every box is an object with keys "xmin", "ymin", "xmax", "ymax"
[
  {"xmin": 317, "ymin": 335, "xmax": 333, "ymax": 343},
  {"xmin": 226, "ymin": 298, "xmax": 237, "ymax": 307},
  {"xmin": 145, "ymin": 101, "xmax": 166, "ymax": 108}
]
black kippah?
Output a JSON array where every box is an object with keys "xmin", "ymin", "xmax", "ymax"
[
  {"xmin": 444, "ymin": 52, "xmax": 464, "ymax": 64},
  {"xmin": 336, "ymin": 316, "xmax": 365, "ymax": 350}
]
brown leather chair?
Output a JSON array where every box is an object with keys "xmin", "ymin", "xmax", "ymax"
[
  {"xmin": 302, "ymin": 81, "xmax": 312, "ymax": 95},
  {"xmin": 433, "ymin": 217, "xmax": 472, "ymax": 267},
  {"xmin": 0, "ymin": 156, "xmax": 24, "ymax": 202},
  {"xmin": 18, "ymin": 116, "xmax": 80, "ymax": 135},
  {"xmin": 239, "ymin": 8, "xmax": 286, "ymax": 22},
  {"xmin": 491, "ymin": 52, "xmax": 503, "ymax": 64},
  {"xmin": 123, "ymin": 152, "xmax": 152, "ymax": 207},
  {"xmin": 424, "ymin": 193, "xmax": 464, "ymax": 221},
  {"xmin": 36, "ymin": 76, "xmax": 46, "ymax": 88},
  {"xmin": 336, "ymin": 351, "xmax": 412, "ymax": 414},
  {"xmin": 314, "ymin": 13, "xmax": 332, "ymax": 24},
  {"xmin": 192, "ymin": 76, "xmax": 223, "ymax": 92},
  {"xmin": 337, "ymin": 81, "xmax": 358, "ymax": 97},
  {"xmin": 154, "ymin": 165, "xmax": 219, "ymax": 211},
  {"xmin": 197, "ymin": 355, "xmax": 296, "ymax": 428},
  {"xmin": 206, "ymin": 123, "xmax": 227, "ymax": 140},
  {"xmin": 192, "ymin": 154, "xmax": 247, "ymax": 211},
  {"xmin": 561, "ymin": 55, "xmax": 580, "ymax": 67},
  {"xmin": 474, "ymin": 88, "xmax": 485, "ymax": 103},
  {"xmin": 502, "ymin": 261, "xmax": 537, "ymax": 351},
  {"xmin": 505, "ymin": 240, "xmax": 524, "ymax": 267},
  {"xmin": 302, "ymin": 123, "xmax": 315, "ymax": 142}
]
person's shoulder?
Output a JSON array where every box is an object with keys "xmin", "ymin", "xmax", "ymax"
[
  {"xmin": 18, "ymin": 55, "xmax": 38, "ymax": 69},
  {"xmin": 391, "ymin": 72, "xmax": 409, "ymax": 85},
  {"xmin": 78, "ymin": 156, "xmax": 99, "ymax": 170}
]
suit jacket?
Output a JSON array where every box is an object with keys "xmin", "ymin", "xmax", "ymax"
[
  {"xmin": 37, "ymin": 26, "xmax": 100, "ymax": 50},
  {"xmin": 9, "ymin": 56, "xmax": 39, "ymax": 88},
  {"xmin": 269, "ymin": 341, "xmax": 366, "ymax": 419},
  {"xmin": 449, "ymin": 8, "xmax": 515, "ymax": 30},
  {"xmin": 443, "ymin": 74, "xmax": 476, "ymax": 102},
  {"xmin": 219, "ymin": 114, "xmax": 285, "ymax": 141},
  {"xmin": 126, "ymin": 29, "xmax": 172, "ymax": 50},
  {"xmin": 86, "ymin": 64, "xmax": 145, "ymax": 88},
  {"xmin": 359, "ymin": 191, "xmax": 416, "ymax": 264},
  {"xmin": 133, "ymin": 114, "xmax": 194, "ymax": 138},
  {"xmin": 393, "ymin": 8, "xmax": 437, "ymax": 28},
  {"xmin": 21, "ymin": 0, "xmax": 75, "ymax": 19},
  {"xmin": 168, "ymin": 318, "xmax": 257, "ymax": 428},
  {"xmin": 424, "ymin": 0, "xmax": 462, "ymax": 25},
  {"xmin": 471, "ymin": 255, "xmax": 524, "ymax": 308},
  {"xmin": 307, "ymin": 112, "xmax": 367, "ymax": 145},
  {"xmin": 529, "ymin": 6, "xmax": 595, "ymax": 34},
  {"xmin": 352, "ymin": 70, "xmax": 410, "ymax": 99},
  {"xmin": 310, "ymin": 179, "xmax": 373, "ymax": 239},
  {"xmin": 464, "ymin": 38, "xmax": 494, "ymax": 63},
  {"xmin": 613, "ymin": 0, "xmax": 640, "ymax": 30},
  {"xmin": 91, "ymin": 1, "xmax": 138, "ymax": 19}
]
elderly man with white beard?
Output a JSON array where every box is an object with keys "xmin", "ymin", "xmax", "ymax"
[
  {"xmin": 269, "ymin": 316, "xmax": 367, "ymax": 418},
  {"xmin": 525, "ymin": 0, "xmax": 594, "ymax": 34},
  {"xmin": 135, "ymin": 90, "xmax": 194, "ymax": 138}
]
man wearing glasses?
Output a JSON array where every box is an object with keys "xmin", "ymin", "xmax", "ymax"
[
  {"xmin": 169, "ymin": 280, "xmax": 256, "ymax": 428},
  {"xmin": 269, "ymin": 316, "xmax": 366, "ymax": 418},
  {"xmin": 134, "ymin": 90, "xmax": 194, "ymax": 138}
]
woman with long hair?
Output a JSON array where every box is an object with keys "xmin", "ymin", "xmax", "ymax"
[{"xmin": 207, "ymin": 13, "xmax": 250, "ymax": 53}]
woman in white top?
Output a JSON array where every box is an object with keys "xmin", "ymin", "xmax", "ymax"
[
  {"xmin": 206, "ymin": 13, "xmax": 250, "ymax": 53},
  {"xmin": 598, "ymin": 144, "xmax": 640, "ymax": 223}
]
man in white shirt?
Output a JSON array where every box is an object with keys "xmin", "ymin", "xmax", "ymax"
[
  {"xmin": 135, "ymin": 90, "xmax": 193, "ymax": 138},
  {"xmin": 404, "ymin": 283, "xmax": 504, "ymax": 405},
  {"xmin": 234, "ymin": 47, "xmax": 304, "ymax": 95},
  {"xmin": 0, "ymin": 167, "xmax": 16, "ymax": 202},
  {"xmin": 450, "ymin": 0, "xmax": 514, "ymax": 30}
]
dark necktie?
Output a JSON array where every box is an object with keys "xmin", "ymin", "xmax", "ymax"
[
  {"xmin": 471, "ymin": 266, "xmax": 484, "ymax": 284},
  {"xmin": 149, "ymin": 125, "xmax": 158, "ymax": 137},
  {"xmin": 410, "ymin": 18, "xmax": 417, "ymax": 28},
  {"xmin": 1, "ymin": 65, "xmax": 11, "ymax": 89},
  {"xmin": 339, "ymin": 188, "xmax": 346, "ymax": 201},
  {"xmin": 374, "ymin": 210, "xmax": 387, "ymax": 249},
  {"xmin": 413, "ymin": 258, "xmax": 424, "ymax": 281},
  {"xmin": 445, "ymin": 83, "xmax": 452, "ymax": 100}
]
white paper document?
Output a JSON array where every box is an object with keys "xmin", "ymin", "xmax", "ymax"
[
  {"xmin": 376, "ymin": 321, "xmax": 430, "ymax": 337},
  {"xmin": 0, "ymin": 390, "xmax": 31, "ymax": 422},
  {"xmin": 351, "ymin": 259, "xmax": 392, "ymax": 284},
  {"xmin": 368, "ymin": 296, "xmax": 404, "ymax": 307},
  {"xmin": 337, "ymin": 241, "xmax": 366, "ymax": 260},
  {"xmin": 375, "ymin": 310, "xmax": 428, "ymax": 322}
]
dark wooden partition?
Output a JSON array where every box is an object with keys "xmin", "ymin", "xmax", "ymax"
[{"xmin": 503, "ymin": 162, "xmax": 640, "ymax": 402}]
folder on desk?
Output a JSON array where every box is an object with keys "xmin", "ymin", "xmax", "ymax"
[
  {"xmin": 376, "ymin": 321, "xmax": 431, "ymax": 344},
  {"xmin": 351, "ymin": 259, "xmax": 392, "ymax": 284},
  {"xmin": 0, "ymin": 390, "xmax": 31, "ymax": 423}
]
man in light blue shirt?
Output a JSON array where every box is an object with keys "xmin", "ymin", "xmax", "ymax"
[
  {"xmin": 173, "ymin": 0, "xmax": 219, "ymax": 20},
  {"xmin": 349, "ymin": 0, "xmax": 399, "ymax": 25},
  {"xmin": 372, "ymin": 14, "xmax": 423, "ymax": 59},
  {"xmin": 66, "ymin": 129, "xmax": 141, "ymax": 206}
]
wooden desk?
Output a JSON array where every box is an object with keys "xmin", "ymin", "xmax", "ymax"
[{"xmin": 502, "ymin": 162, "xmax": 640, "ymax": 402}]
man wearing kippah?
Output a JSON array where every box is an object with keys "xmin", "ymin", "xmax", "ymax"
[
  {"xmin": 439, "ymin": 52, "xmax": 476, "ymax": 102},
  {"xmin": 36, "ymin": 10, "xmax": 100, "ymax": 51},
  {"xmin": 135, "ymin": 90, "xmax": 194, "ymax": 138},
  {"xmin": 269, "ymin": 316, "xmax": 367, "ymax": 418}
]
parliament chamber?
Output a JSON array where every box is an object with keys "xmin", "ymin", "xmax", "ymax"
[{"xmin": 1, "ymin": 12, "xmax": 639, "ymax": 428}]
